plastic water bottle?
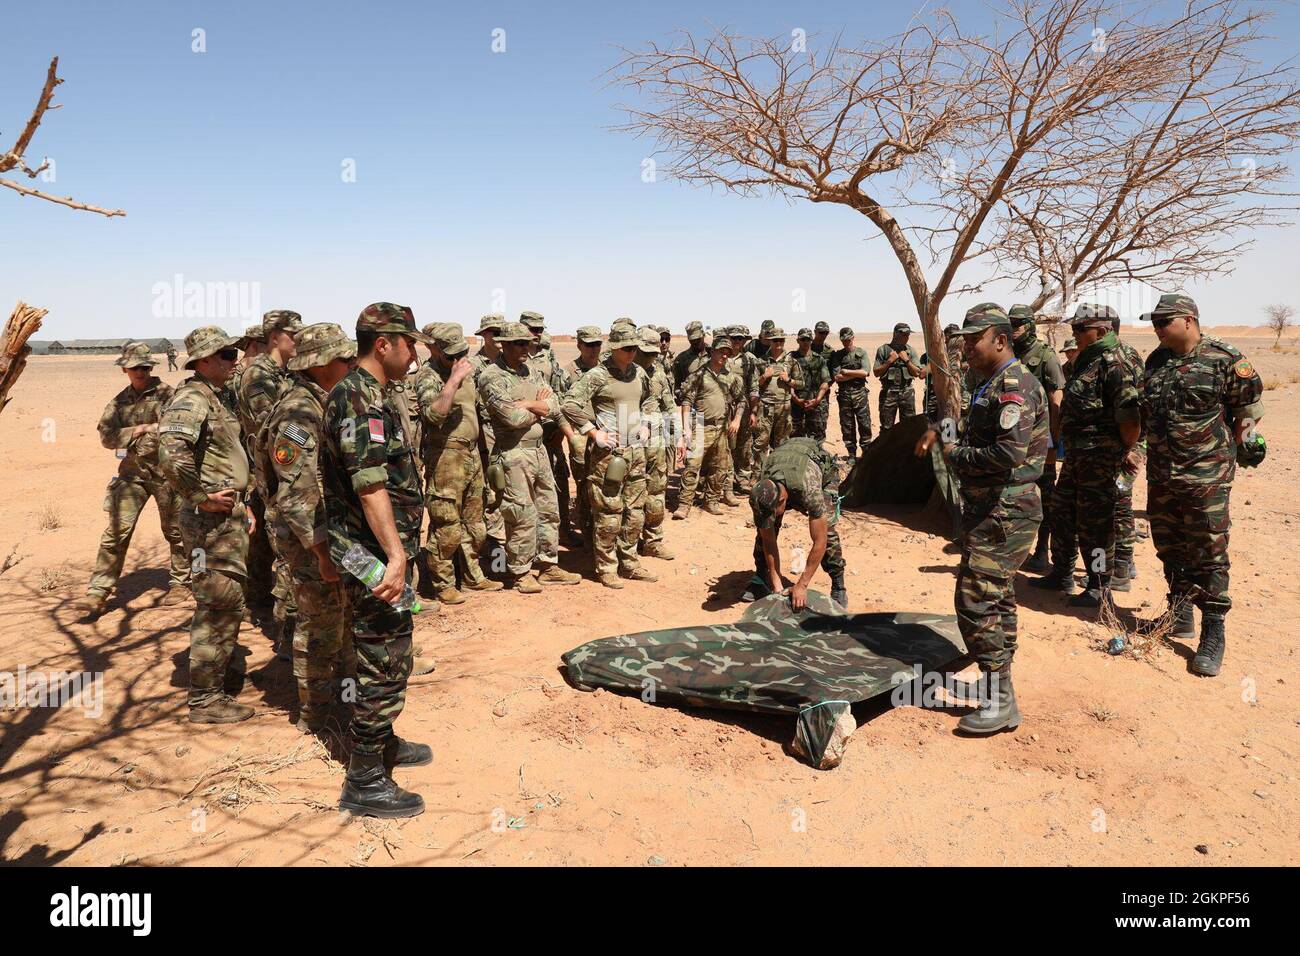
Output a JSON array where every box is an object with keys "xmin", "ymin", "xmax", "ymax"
[
  {"xmin": 340, "ymin": 544, "xmax": 422, "ymax": 613},
  {"xmin": 1115, "ymin": 472, "xmax": 1131, "ymax": 494}
]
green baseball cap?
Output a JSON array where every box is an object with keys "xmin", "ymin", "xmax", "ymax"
[
  {"xmin": 357, "ymin": 302, "xmax": 432, "ymax": 344},
  {"xmin": 814, "ymin": 321, "xmax": 830, "ymax": 334},
  {"xmin": 184, "ymin": 326, "xmax": 242, "ymax": 369},
  {"xmin": 494, "ymin": 321, "xmax": 533, "ymax": 343},
  {"xmin": 116, "ymin": 342, "xmax": 157, "ymax": 369},
  {"xmin": 1147, "ymin": 293, "xmax": 1199, "ymax": 321},
  {"xmin": 1007, "ymin": 305, "xmax": 1035, "ymax": 325},
  {"xmin": 1071, "ymin": 303, "xmax": 1118, "ymax": 326},
  {"xmin": 952, "ymin": 303, "xmax": 1011, "ymax": 336},
  {"xmin": 709, "ymin": 335, "xmax": 733, "ymax": 352},
  {"xmin": 839, "ymin": 327, "xmax": 854, "ymax": 340},
  {"xmin": 288, "ymin": 322, "xmax": 357, "ymax": 371},
  {"xmin": 520, "ymin": 310, "xmax": 545, "ymax": 331}
]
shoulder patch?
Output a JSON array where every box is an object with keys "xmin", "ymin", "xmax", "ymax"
[
  {"xmin": 159, "ymin": 423, "xmax": 198, "ymax": 436},
  {"xmin": 367, "ymin": 417, "xmax": 385, "ymax": 443},
  {"xmin": 273, "ymin": 440, "xmax": 299, "ymax": 467},
  {"xmin": 281, "ymin": 422, "xmax": 312, "ymax": 446},
  {"xmin": 999, "ymin": 392, "xmax": 1025, "ymax": 404},
  {"xmin": 999, "ymin": 404, "xmax": 1022, "ymax": 429},
  {"xmin": 1233, "ymin": 358, "xmax": 1255, "ymax": 379}
]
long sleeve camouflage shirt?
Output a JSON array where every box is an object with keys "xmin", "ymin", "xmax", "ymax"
[
  {"xmin": 97, "ymin": 377, "xmax": 174, "ymax": 483},
  {"xmin": 264, "ymin": 374, "xmax": 330, "ymax": 552},
  {"xmin": 158, "ymin": 374, "xmax": 250, "ymax": 508},
  {"xmin": 947, "ymin": 359, "xmax": 1048, "ymax": 495}
]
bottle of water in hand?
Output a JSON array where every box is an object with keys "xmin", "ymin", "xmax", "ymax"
[{"xmin": 340, "ymin": 544, "xmax": 422, "ymax": 613}]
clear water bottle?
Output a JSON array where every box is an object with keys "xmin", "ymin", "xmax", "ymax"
[
  {"xmin": 1115, "ymin": 472, "xmax": 1131, "ymax": 493},
  {"xmin": 340, "ymin": 544, "xmax": 422, "ymax": 613}
]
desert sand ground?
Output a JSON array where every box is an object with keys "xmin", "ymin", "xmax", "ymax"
[{"xmin": 1, "ymin": 326, "xmax": 1297, "ymax": 867}]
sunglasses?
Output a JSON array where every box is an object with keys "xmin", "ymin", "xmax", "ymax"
[
  {"xmin": 1151, "ymin": 316, "xmax": 1176, "ymax": 329},
  {"xmin": 217, "ymin": 348, "xmax": 239, "ymax": 361}
]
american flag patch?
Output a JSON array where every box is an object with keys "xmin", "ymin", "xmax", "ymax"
[
  {"xmin": 282, "ymin": 422, "xmax": 311, "ymax": 446},
  {"xmin": 368, "ymin": 417, "xmax": 385, "ymax": 443}
]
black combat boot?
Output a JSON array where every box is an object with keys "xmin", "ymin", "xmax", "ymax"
[
  {"xmin": 384, "ymin": 735, "xmax": 433, "ymax": 768},
  {"xmin": 1029, "ymin": 567, "xmax": 1077, "ymax": 594},
  {"xmin": 1137, "ymin": 596, "xmax": 1195, "ymax": 640},
  {"xmin": 1110, "ymin": 556, "xmax": 1133, "ymax": 592},
  {"xmin": 829, "ymin": 575, "xmax": 847, "ymax": 609},
  {"xmin": 1191, "ymin": 614, "xmax": 1226, "ymax": 678},
  {"xmin": 947, "ymin": 671, "xmax": 987, "ymax": 705},
  {"xmin": 1068, "ymin": 574, "xmax": 1107, "ymax": 608},
  {"xmin": 339, "ymin": 751, "xmax": 425, "ymax": 818},
  {"xmin": 957, "ymin": 665, "xmax": 1021, "ymax": 735},
  {"xmin": 1023, "ymin": 533, "xmax": 1050, "ymax": 575}
]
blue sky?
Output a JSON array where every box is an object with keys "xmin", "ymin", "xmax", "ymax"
[{"xmin": 4, "ymin": 0, "xmax": 1298, "ymax": 338}]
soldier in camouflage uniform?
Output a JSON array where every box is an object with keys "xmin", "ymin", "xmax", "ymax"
[
  {"xmin": 1139, "ymin": 294, "xmax": 1265, "ymax": 677},
  {"xmin": 565, "ymin": 326, "xmax": 604, "ymax": 548},
  {"xmin": 726, "ymin": 325, "xmax": 760, "ymax": 493},
  {"xmin": 166, "ymin": 344, "xmax": 179, "ymax": 371},
  {"xmin": 76, "ymin": 343, "xmax": 189, "ymax": 617},
  {"xmin": 672, "ymin": 321, "xmax": 709, "ymax": 403},
  {"xmin": 471, "ymin": 314, "xmax": 507, "ymax": 551},
  {"xmin": 1006, "ymin": 306, "xmax": 1066, "ymax": 575},
  {"xmin": 790, "ymin": 328, "xmax": 831, "ymax": 440},
  {"xmin": 563, "ymin": 325, "xmax": 658, "ymax": 589},
  {"xmin": 1110, "ymin": 316, "xmax": 1147, "ymax": 590},
  {"xmin": 831, "ymin": 328, "xmax": 873, "ymax": 458},
  {"xmin": 526, "ymin": 317, "xmax": 582, "ymax": 547},
  {"xmin": 747, "ymin": 319, "xmax": 776, "ymax": 361},
  {"xmin": 230, "ymin": 325, "xmax": 273, "ymax": 613},
  {"xmin": 745, "ymin": 436, "xmax": 848, "ymax": 610},
  {"xmin": 655, "ymin": 327, "xmax": 674, "ymax": 383},
  {"xmin": 158, "ymin": 327, "xmax": 255, "ymax": 724},
  {"xmin": 749, "ymin": 328, "xmax": 802, "ymax": 475},
  {"xmin": 677, "ymin": 335, "xmax": 745, "ymax": 518},
  {"xmin": 478, "ymin": 322, "xmax": 581, "ymax": 593},
  {"xmin": 917, "ymin": 303, "xmax": 1048, "ymax": 735},
  {"xmin": 635, "ymin": 327, "xmax": 682, "ymax": 558},
  {"xmin": 321, "ymin": 303, "xmax": 434, "ymax": 818},
  {"xmin": 873, "ymin": 322, "xmax": 923, "ymax": 431},
  {"xmin": 260, "ymin": 323, "xmax": 357, "ymax": 733},
  {"xmin": 414, "ymin": 323, "xmax": 503, "ymax": 605},
  {"xmin": 1061, "ymin": 338, "xmax": 1079, "ymax": 378},
  {"xmin": 1030, "ymin": 304, "xmax": 1141, "ymax": 608}
]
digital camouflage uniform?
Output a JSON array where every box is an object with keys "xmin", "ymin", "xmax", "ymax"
[
  {"xmin": 1009, "ymin": 308, "xmax": 1067, "ymax": 565},
  {"xmin": 562, "ymin": 332, "xmax": 653, "ymax": 579},
  {"xmin": 477, "ymin": 334, "xmax": 562, "ymax": 577},
  {"xmin": 750, "ymin": 335, "xmax": 803, "ymax": 475},
  {"xmin": 750, "ymin": 437, "xmax": 845, "ymax": 589},
  {"xmin": 470, "ymin": 323, "xmax": 507, "ymax": 547},
  {"xmin": 158, "ymin": 328, "xmax": 251, "ymax": 708},
  {"xmin": 636, "ymin": 329, "xmax": 678, "ymax": 551},
  {"xmin": 320, "ymin": 304, "xmax": 432, "ymax": 757},
  {"xmin": 1142, "ymin": 320, "xmax": 1263, "ymax": 617},
  {"xmin": 790, "ymin": 335, "xmax": 831, "ymax": 440},
  {"xmin": 86, "ymin": 350, "xmax": 188, "ymax": 603},
  {"xmin": 262, "ymin": 323, "xmax": 356, "ymax": 727},
  {"xmin": 1048, "ymin": 319, "xmax": 1142, "ymax": 588},
  {"xmin": 831, "ymin": 340, "xmax": 873, "ymax": 456},
  {"xmin": 680, "ymin": 342, "xmax": 744, "ymax": 510},
  {"xmin": 874, "ymin": 338, "xmax": 921, "ymax": 430}
]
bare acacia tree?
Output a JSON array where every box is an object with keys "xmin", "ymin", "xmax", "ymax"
[
  {"xmin": 1, "ymin": 57, "xmax": 125, "ymax": 217},
  {"xmin": 612, "ymin": 0, "xmax": 1300, "ymax": 416},
  {"xmin": 1262, "ymin": 303, "xmax": 1295, "ymax": 346}
]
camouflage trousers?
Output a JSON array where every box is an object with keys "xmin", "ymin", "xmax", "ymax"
[
  {"xmin": 878, "ymin": 385, "xmax": 915, "ymax": 432},
  {"xmin": 493, "ymin": 443, "xmax": 559, "ymax": 576},
  {"xmin": 548, "ymin": 431, "xmax": 571, "ymax": 534},
  {"xmin": 679, "ymin": 422, "xmax": 731, "ymax": 509},
  {"xmin": 750, "ymin": 402, "xmax": 791, "ymax": 476},
  {"xmin": 791, "ymin": 398, "xmax": 829, "ymax": 441},
  {"xmin": 956, "ymin": 485, "xmax": 1041, "ymax": 670},
  {"xmin": 278, "ymin": 531, "xmax": 352, "ymax": 724},
  {"xmin": 1034, "ymin": 457, "xmax": 1057, "ymax": 555},
  {"xmin": 1050, "ymin": 446, "xmax": 1122, "ymax": 580},
  {"xmin": 423, "ymin": 444, "xmax": 488, "ymax": 591},
  {"xmin": 751, "ymin": 498, "xmax": 846, "ymax": 583},
  {"xmin": 179, "ymin": 502, "xmax": 249, "ymax": 705},
  {"xmin": 344, "ymin": 574, "xmax": 413, "ymax": 757},
  {"xmin": 1148, "ymin": 480, "xmax": 1233, "ymax": 615},
  {"xmin": 569, "ymin": 433, "xmax": 592, "ymax": 542},
  {"xmin": 837, "ymin": 388, "xmax": 872, "ymax": 456},
  {"xmin": 245, "ymin": 490, "xmax": 275, "ymax": 607},
  {"xmin": 1114, "ymin": 477, "xmax": 1135, "ymax": 567},
  {"xmin": 87, "ymin": 475, "xmax": 189, "ymax": 598},
  {"xmin": 263, "ymin": 504, "xmax": 297, "ymax": 630},
  {"xmin": 731, "ymin": 407, "xmax": 755, "ymax": 491},
  {"xmin": 587, "ymin": 443, "xmax": 647, "ymax": 577},
  {"xmin": 641, "ymin": 443, "xmax": 670, "ymax": 548}
]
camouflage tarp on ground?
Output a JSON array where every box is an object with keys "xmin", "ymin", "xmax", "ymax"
[{"xmin": 561, "ymin": 590, "xmax": 968, "ymax": 768}]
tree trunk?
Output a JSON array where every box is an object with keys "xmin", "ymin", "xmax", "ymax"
[{"xmin": 0, "ymin": 302, "xmax": 47, "ymax": 417}]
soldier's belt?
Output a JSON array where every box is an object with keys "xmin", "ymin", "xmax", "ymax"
[
  {"xmin": 427, "ymin": 437, "xmax": 477, "ymax": 450},
  {"xmin": 497, "ymin": 437, "xmax": 544, "ymax": 450}
]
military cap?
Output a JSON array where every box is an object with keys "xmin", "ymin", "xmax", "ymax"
[
  {"xmin": 1007, "ymin": 305, "xmax": 1036, "ymax": 325},
  {"xmin": 814, "ymin": 321, "xmax": 831, "ymax": 334},
  {"xmin": 797, "ymin": 327, "xmax": 813, "ymax": 340},
  {"xmin": 685, "ymin": 321, "xmax": 705, "ymax": 341},
  {"xmin": 759, "ymin": 319, "xmax": 776, "ymax": 332},
  {"xmin": 520, "ymin": 310, "xmax": 545, "ymax": 331},
  {"xmin": 750, "ymin": 478, "xmax": 782, "ymax": 529},
  {"xmin": 952, "ymin": 303, "xmax": 1012, "ymax": 336},
  {"xmin": 943, "ymin": 323, "xmax": 962, "ymax": 338},
  {"xmin": 839, "ymin": 326, "xmax": 855, "ymax": 340},
  {"xmin": 288, "ymin": 322, "xmax": 357, "ymax": 371},
  {"xmin": 608, "ymin": 325, "xmax": 640, "ymax": 349},
  {"xmin": 184, "ymin": 326, "xmax": 242, "ymax": 369},
  {"xmin": 261, "ymin": 309, "xmax": 303, "ymax": 336},
  {"xmin": 1071, "ymin": 302, "xmax": 1118, "ymax": 326},
  {"xmin": 494, "ymin": 321, "xmax": 533, "ymax": 343},
  {"xmin": 539, "ymin": 332, "xmax": 552, "ymax": 349},
  {"xmin": 763, "ymin": 326, "xmax": 787, "ymax": 341},
  {"xmin": 239, "ymin": 323, "xmax": 265, "ymax": 348},
  {"xmin": 658, "ymin": 326, "xmax": 672, "ymax": 339},
  {"xmin": 575, "ymin": 325, "xmax": 603, "ymax": 344},
  {"xmin": 357, "ymin": 302, "xmax": 433, "ymax": 344},
  {"xmin": 1147, "ymin": 293, "xmax": 1199, "ymax": 321},
  {"xmin": 1061, "ymin": 338, "xmax": 1078, "ymax": 351},
  {"xmin": 893, "ymin": 322, "xmax": 913, "ymax": 334},
  {"xmin": 637, "ymin": 328, "xmax": 660, "ymax": 353},
  {"xmin": 476, "ymin": 313, "xmax": 505, "ymax": 335},
  {"xmin": 709, "ymin": 335, "xmax": 733, "ymax": 352},
  {"xmin": 610, "ymin": 316, "xmax": 637, "ymax": 332},
  {"xmin": 116, "ymin": 342, "xmax": 157, "ymax": 368},
  {"xmin": 432, "ymin": 322, "xmax": 469, "ymax": 356}
]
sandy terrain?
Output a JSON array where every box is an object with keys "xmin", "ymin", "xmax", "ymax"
[{"xmin": 1, "ymin": 326, "xmax": 1296, "ymax": 867}]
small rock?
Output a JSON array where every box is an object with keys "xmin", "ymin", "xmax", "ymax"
[
  {"xmin": 175, "ymin": 745, "xmax": 189, "ymax": 758},
  {"xmin": 1030, "ymin": 733, "xmax": 1039, "ymax": 742},
  {"xmin": 1253, "ymin": 789, "xmax": 1270, "ymax": 799},
  {"xmin": 646, "ymin": 855, "xmax": 666, "ymax": 866},
  {"xmin": 1195, "ymin": 844, "xmax": 1209, "ymax": 855},
  {"xmin": 121, "ymin": 764, "xmax": 135, "ymax": 775},
  {"xmin": 1076, "ymin": 769, "xmax": 1088, "ymax": 780},
  {"xmin": 492, "ymin": 702, "xmax": 509, "ymax": 718}
]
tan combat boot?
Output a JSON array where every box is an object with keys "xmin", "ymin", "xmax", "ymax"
[
  {"xmin": 538, "ymin": 566, "xmax": 581, "ymax": 586},
  {"xmin": 671, "ymin": 505, "xmax": 691, "ymax": 520},
  {"xmin": 159, "ymin": 587, "xmax": 191, "ymax": 607},
  {"xmin": 597, "ymin": 573, "xmax": 625, "ymax": 589},
  {"xmin": 76, "ymin": 592, "xmax": 108, "ymax": 618},
  {"xmin": 722, "ymin": 491, "xmax": 741, "ymax": 508},
  {"xmin": 512, "ymin": 571, "xmax": 543, "ymax": 594},
  {"xmin": 640, "ymin": 543, "xmax": 675, "ymax": 561},
  {"xmin": 620, "ymin": 566, "xmax": 658, "ymax": 583},
  {"xmin": 436, "ymin": 587, "xmax": 467, "ymax": 605},
  {"xmin": 189, "ymin": 695, "xmax": 255, "ymax": 724},
  {"xmin": 701, "ymin": 500, "xmax": 724, "ymax": 516}
]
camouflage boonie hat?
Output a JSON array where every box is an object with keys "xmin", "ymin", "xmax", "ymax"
[
  {"xmin": 1148, "ymin": 293, "xmax": 1199, "ymax": 321},
  {"xmin": 520, "ymin": 310, "xmax": 545, "ymax": 331},
  {"xmin": 953, "ymin": 303, "xmax": 1011, "ymax": 336},
  {"xmin": 576, "ymin": 325, "xmax": 603, "ymax": 344},
  {"xmin": 710, "ymin": 335, "xmax": 733, "ymax": 352},
  {"xmin": 261, "ymin": 309, "xmax": 303, "ymax": 337},
  {"xmin": 116, "ymin": 342, "xmax": 157, "ymax": 368},
  {"xmin": 608, "ymin": 326, "xmax": 640, "ymax": 349},
  {"xmin": 184, "ymin": 326, "xmax": 241, "ymax": 369},
  {"xmin": 1071, "ymin": 303, "xmax": 1118, "ymax": 326},
  {"xmin": 288, "ymin": 322, "xmax": 357, "ymax": 371},
  {"xmin": 814, "ymin": 321, "xmax": 831, "ymax": 334},
  {"xmin": 763, "ymin": 326, "xmax": 787, "ymax": 341},
  {"xmin": 1061, "ymin": 338, "xmax": 1079, "ymax": 351},
  {"xmin": 685, "ymin": 321, "xmax": 705, "ymax": 341},
  {"xmin": 893, "ymin": 322, "xmax": 913, "ymax": 334},
  {"xmin": 239, "ymin": 323, "xmax": 265, "ymax": 349},
  {"xmin": 797, "ymin": 327, "xmax": 813, "ymax": 340},
  {"xmin": 1007, "ymin": 305, "xmax": 1035, "ymax": 325},
  {"xmin": 839, "ymin": 326, "xmax": 854, "ymax": 340},
  {"xmin": 357, "ymin": 302, "xmax": 432, "ymax": 344},
  {"xmin": 432, "ymin": 323, "xmax": 469, "ymax": 356},
  {"xmin": 637, "ymin": 328, "xmax": 660, "ymax": 353},
  {"xmin": 476, "ymin": 313, "xmax": 505, "ymax": 335},
  {"xmin": 494, "ymin": 321, "xmax": 533, "ymax": 344}
]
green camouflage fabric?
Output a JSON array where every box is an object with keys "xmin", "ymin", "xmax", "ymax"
[
  {"xmin": 86, "ymin": 377, "xmax": 187, "ymax": 598},
  {"xmin": 564, "ymin": 355, "xmax": 602, "ymax": 541},
  {"xmin": 1012, "ymin": 327, "xmax": 1066, "ymax": 395},
  {"xmin": 562, "ymin": 591, "xmax": 967, "ymax": 766},
  {"xmin": 158, "ymin": 372, "xmax": 251, "ymax": 705},
  {"xmin": 1141, "ymin": 335, "xmax": 1264, "ymax": 614},
  {"xmin": 1112, "ymin": 338, "xmax": 1146, "ymax": 567},
  {"xmin": 922, "ymin": 340, "xmax": 972, "ymax": 423},
  {"xmin": 946, "ymin": 360, "xmax": 1047, "ymax": 669},
  {"xmin": 672, "ymin": 343, "xmax": 710, "ymax": 401},
  {"xmin": 874, "ymin": 342, "xmax": 920, "ymax": 430},
  {"xmin": 791, "ymin": 346, "xmax": 831, "ymax": 440},
  {"xmin": 183, "ymin": 325, "xmax": 241, "ymax": 369},
  {"xmin": 680, "ymin": 361, "xmax": 743, "ymax": 508},
  {"xmin": 750, "ymin": 351, "xmax": 801, "ymax": 473},
  {"xmin": 726, "ymin": 342, "xmax": 761, "ymax": 489},
  {"xmin": 1049, "ymin": 331, "xmax": 1141, "ymax": 581},
  {"xmin": 831, "ymin": 345, "xmax": 872, "ymax": 455},
  {"xmin": 750, "ymin": 438, "xmax": 845, "ymax": 590}
]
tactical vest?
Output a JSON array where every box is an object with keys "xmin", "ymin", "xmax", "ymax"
[
  {"xmin": 761, "ymin": 437, "xmax": 831, "ymax": 498},
  {"xmin": 1015, "ymin": 336, "xmax": 1055, "ymax": 387}
]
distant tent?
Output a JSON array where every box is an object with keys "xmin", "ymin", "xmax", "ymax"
[
  {"xmin": 39, "ymin": 338, "xmax": 175, "ymax": 356},
  {"xmin": 839, "ymin": 413, "xmax": 962, "ymax": 536}
]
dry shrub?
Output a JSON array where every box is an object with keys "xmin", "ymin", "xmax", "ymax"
[
  {"xmin": 1094, "ymin": 594, "xmax": 1193, "ymax": 663},
  {"xmin": 37, "ymin": 566, "xmax": 68, "ymax": 592},
  {"xmin": 36, "ymin": 502, "xmax": 62, "ymax": 531}
]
